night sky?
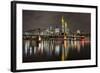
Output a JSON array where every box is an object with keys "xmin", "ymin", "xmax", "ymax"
[{"xmin": 23, "ymin": 10, "xmax": 91, "ymax": 33}]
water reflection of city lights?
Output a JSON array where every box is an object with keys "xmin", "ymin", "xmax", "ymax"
[{"xmin": 23, "ymin": 35, "xmax": 90, "ymax": 61}]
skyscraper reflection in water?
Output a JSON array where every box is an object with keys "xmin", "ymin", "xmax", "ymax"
[{"xmin": 23, "ymin": 36, "xmax": 90, "ymax": 62}]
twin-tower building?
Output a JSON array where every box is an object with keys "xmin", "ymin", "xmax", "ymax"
[{"xmin": 61, "ymin": 16, "xmax": 69, "ymax": 35}]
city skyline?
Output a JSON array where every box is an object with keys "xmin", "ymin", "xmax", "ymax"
[{"xmin": 23, "ymin": 10, "xmax": 91, "ymax": 33}]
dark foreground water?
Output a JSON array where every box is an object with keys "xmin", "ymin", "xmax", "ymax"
[{"xmin": 23, "ymin": 38, "xmax": 91, "ymax": 63}]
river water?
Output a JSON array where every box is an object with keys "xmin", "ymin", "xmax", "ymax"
[{"xmin": 23, "ymin": 37, "xmax": 91, "ymax": 63}]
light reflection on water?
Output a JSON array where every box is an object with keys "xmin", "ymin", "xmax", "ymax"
[{"xmin": 23, "ymin": 37, "xmax": 90, "ymax": 62}]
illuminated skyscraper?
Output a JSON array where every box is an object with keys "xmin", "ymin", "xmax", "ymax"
[
  {"xmin": 61, "ymin": 16, "xmax": 69, "ymax": 34},
  {"xmin": 65, "ymin": 21, "xmax": 69, "ymax": 34},
  {"xmin": 61, "ymin": 16, "xmax": 65, "ymax": 33}
]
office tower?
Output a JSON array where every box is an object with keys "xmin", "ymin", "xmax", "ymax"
[{"xmin": 61, "ymin": 16, "xmax": 65, "ymax": 33}]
